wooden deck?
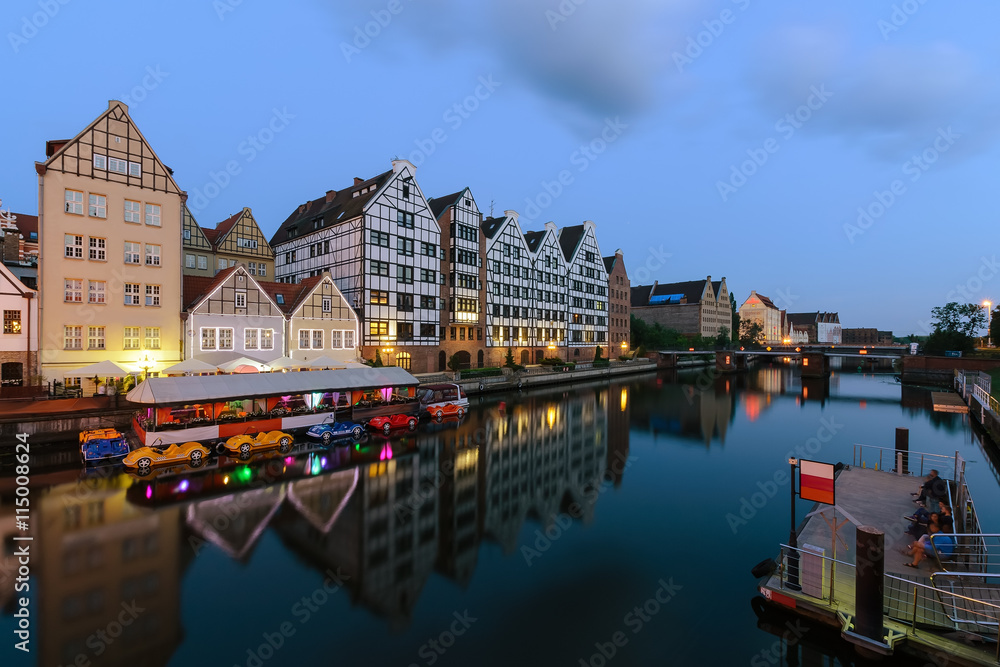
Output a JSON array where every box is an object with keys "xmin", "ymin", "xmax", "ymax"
[{"xmin": 932, "ymin": 391, "xmax": 969, "ymax": 413}]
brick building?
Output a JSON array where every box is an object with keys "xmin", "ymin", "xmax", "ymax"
[
  {"xmin": 630, "ymin": 276, "xmax": 731, "ymax": 339},
  {"xmin": 603, "ymin": 250, "xmax": 630, "ymax": 352}
]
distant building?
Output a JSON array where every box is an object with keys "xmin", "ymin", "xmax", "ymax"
[
  {"xmin": 0, "ymin": 203, "xmax": 38, "ymax": 289},
  {"xmin": 842, "ymin": 328, "xmax": 894, "ymax": 346},
  {"xmin": 604, "ymin": 250, "xmax": 630, "ymax": 351},
  {"xmin": 0, "ymin": 261, "xmax": 38, "ymax": 384},
  {"xmin": 786, "ymin": 312, "xmax": 841, "ymax": 344},
  {"xmin": 630, "ymin": 276, "xmax": 731, "ymax": 339},
  {"xmin": 738, "ymin": 291, "xmax": 783, "ymax": 343},
  {"xmin": 183, "ymin": 206, "xmax": 274, "ymax": 279}
]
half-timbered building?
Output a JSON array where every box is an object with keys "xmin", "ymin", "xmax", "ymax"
[
  {"xmin": 284, "ymin": 274, "xmax": 359, "ymax": 364},
  {"xmin": 559, "ymin": 221, "xmax": 609, "ymax": 360},
  {"xmin": 181, "ymin": 205, "xmax": 214, "ymax": 277},
  {"xmin": 482, "ymin": 211, "xmax": 537, "ymax": 365},
  {"xmin": 524, "ymin": 222, "xmax": 569, "ymax": 363},
  {"xmin": 270, "ymin": 159, "xmax": 440, "ymax": 372}
]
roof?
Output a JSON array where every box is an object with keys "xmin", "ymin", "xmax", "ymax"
[
  {"xmin": 182, "ymin": 266, "xmax": 238, "ymax": 310},
  {"xmin": 630, "ymin": 285, "xmax": 653, "ymax": 307},
  {"xmin": 214, "ymin": 209, "xmax": 243, "ymax": 240},
  {"xmin": 11, "ymin": 213, "xmax": 37, "ymax": 239},
  {"xmin": 786, "ymin": 312, "xmax": 818, "ymax": 326},
  {"xmin": 201, "ymin": 228, "xmax": 220, "ymax": 244},
  {"xmin": 603, "ymin": 255, "xmax": 616, "ymax": 273},
  {"xmin": 183, "ymin": 265, "xmax": 324, "ymax": 315},
  {"xmin": 558, "ymin": 224, "xmax": 586, "ymax": 262},
  {"xmin": 481, "ymin": 216, "xmax": 506, "ymax": 240},
  {"xmin": 269, "ymin": 169, "xmax": 393, "ymax": 246},
  {"xmin": 746, "ymin": 291, "xmax": 777, "ymax": 309},
  {"xmin": 427, "ymin": 190, "xmax": 465, "ymax": 220},
  {"xmin": 126, "ymin": 367, "xmax": 420, "ymax": 404},
  {"xmin": 523, "ymin": 230, "xmax": 544, "ymax": 253}
]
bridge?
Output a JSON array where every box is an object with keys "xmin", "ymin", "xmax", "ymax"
[{"xmin": 653, "ymin": 345, "xmax": 910, "ymax": 377}]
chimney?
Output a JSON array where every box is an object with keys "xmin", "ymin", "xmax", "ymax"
[
  {"xmin": 325, "ymin": 189, "xmax": 337, "ymax": 203},
  {"xmin": 353, "ymin": 177, "xmax": 364, "ymax": 186},
  {"xmin": 298, "ymin": 203, "xmax": 307, "ymax": 214},
  {"xmin": 391, "ymin": 158, "xmax": 415, "ymax": 174},
  {"xmin": 615, "ymin": 248, "xmax": 623, "ymax": 256}
]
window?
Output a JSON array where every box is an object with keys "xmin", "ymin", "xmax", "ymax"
[
  {"xmin": 123, "ymin": 327, "xmax": 140, "ymax": 350},
  {"xmin": 124, "ymin": 283, "xmax": 140, "ymax": 305},
  {"xmin": 236, "ymin": 237, "xmax": 258, "ymax": 249},
  {"xmin": 397, "ymin": 237, "xmax": 414, "ymax": 256},
  {"xmin": 88, "ymin": 194, "xmax": 107, "ymax": 219},
  {"xmin": 218, "ymin": 258, "xmax": 227, "ymax": 272},
  {"xmin": 420, "ymin": 242, "xmax": 436, "ymax": 257},
  {"xmin": 219, "ymin": 328, "xmax": 233, "ymax": 350},
  {"xmin": 64, "ymin": 279, "xmax": 82, "ymax": 303},
  {"xmin": 371, "ymin": 260, "xmax": 390, "ymax": 277},
  {"xmin": 201, "ymin": 328, "xmax": 216, "ymax": 350},
  {"xmin": 420, "ymin": 295, "xmax": 436, "ymax": 309},
  {"xmin": 145, "ymin": 284, "xmax": 160, "ymax": 306},
  {"xmin": 369, "ymin": 321, "xmax": 388, "ymax": 336},
  {"xmin": 64, "ymin": 235, "xmax": 83, "ymax": 258},
  {"xmin": 88, "ymin": 237, "xmax": 106, "ymax": 261},
  {"xmin": 420, "ymin": 269, "xmax": 436, "ymax": 283},
  {"xmin": 124, "ymin": 200, "xmax": 141, "ymax": 223},
  {"xmin": 123, "ymin": 241, "xmax": 140, "ymax": 264},
  {"xmin": 145, "ymin": 244, "xmax": 161, "ymax": 266},
  {"xmin": 397, "ymin": 323, "xmax": 413, "ymax": 341},
  {"xmin": 402, "ymin": 183, "xmax": 410, "ymax": 199},
  {"xmin": 65, "ymin": 190, "xmax": 83, "ymax": 214},
  {"xmin": 330, "ymin": 330, "xmax": 342, "ymax": 348},
  {"xmin": 371, "ymin": 230, "xmax": 390, "ymax": 247},
  {"xmin": 397, "ymin": 266, "xmax": 413, "ymax": 284},
  {"xmin": 397, "ymin": 293, "xmax": 413, "ymax": 311},
  {"xmin": 64, "ymin": 326, "xmax": 82, "ymax": 350},
  {"xmin": 370, "ymin": 290, "xmax": 388, "ymax": 305},
  {"xmin": 299, "ymin": 329, "xmax": 323, "ymax": 349},
  {"xmin": 249, "ymin": 262, "xmax": 257, "ymax": 276},
  {"xmin": 261, "ymin": 329, "xmax": 273, "ymax": 350},
  {"xmin": 235, "ymin": 291, "xmax": 246, "ymax": 308},
  {"xmin": 258, "ymin": 263, "xmax": 266, "ymax": 277},
  {"xmin": 245, "ymin": 328, "xmax": 258, "ymax": 350},
  {"xmin": 322, "ymin": 297, "xmax": 332, "ymax": 312},
  {"xmin": 145, "ymin": 204, "xmax": 161, "ymax": 226},
  {"xmin": 344, "ymin": 330, "xmax": 355, "ymax": 348},
  {"xmin": 186, "ymin": 254, "xmax": 196, "ymax": 268},
  {"xmin": 3, "ymin": 310, "xmax": 21, "ymax": 334},
  {"xmin": 93, "ymin": 154, "xmax": 106, "ymax": 169},
  {"xmin": 88, "ymin": 281, "xmax": 106, "ymax": 304},
  {"xmin": 397, "ymin": 210, "xmax": 414, "ymax": 228},
  {"xmin": 87, "ymin": 326, "xmax": 105, "ymax": 350},
  {"xmin": 108, "ymin": 157, "xmax": 127, "ymax": 174}
]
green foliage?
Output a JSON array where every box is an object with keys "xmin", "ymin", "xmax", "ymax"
[
  {"xmin": 630, "ymin": 314, "xmax": 699, "ymax": 350},
  {"xmin": 990, "ymin": 309, "xmax": 1000, "ymax": 347},
  {"xmin": 447, "ymin": 353, "xmax": 463, "ymax": 372},
  {"xmin": 594, "ymin": 345, "xmax": 603, "ymax": 361},
  {"xmin": 593, "ymin": 359, "xmax": 610, "ymax": 367},
  {"xmin": 731, "ymin": 298, "xmax": 740, "ymax": 342},
  {"xmin": 504, "ymin": 347, "xmax": 516, "ymax": 369},
  {"xmin": 461, "ymin": 367, "xmax": 502, "ymax": 379},
  {"xmin": 715, "ymin": 326, "xmax": 731, "ymax": 349},
  {"xmin": 739, "ymin": 320, "xmax": 764, "ymax": 349},
  {"xmin": 372, "ymin": 349, "xmax": 384, "ymax": 367},
  {"xmin": 924, "ymin": 302, "xmax": 988, "ymax": 354}
]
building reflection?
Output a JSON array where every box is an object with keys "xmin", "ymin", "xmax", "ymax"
[{"xmin": 630, "ymin": 375, "xmax": 735, "ymax": 446}]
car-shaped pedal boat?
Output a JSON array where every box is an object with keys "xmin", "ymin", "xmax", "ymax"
[
  {"xmin": 306, "ymin": 421, "xmax": 365, "ymax": 444},
  {"xmin": 221, "ymin": 430, "xmax": 294, "ymax": 457},
  {"xmin": 79, "ymin": 428, "xmax": 131, "ymax": 464},
  {"xmin": 366, "ymin": 414, "xmax": 418, "ymax": 435},
  {"xmin": 123, "ymin": 441, "xmax": 210, "ymax": 471}
]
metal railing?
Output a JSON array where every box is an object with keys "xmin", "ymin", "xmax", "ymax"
[
  {"xmin": 930, "ymin": 533, "xmax": 1000, "ymax": 575},
  {"xmin": 852, "ymin": 444, "xmax": 960, "ymax": 480}
]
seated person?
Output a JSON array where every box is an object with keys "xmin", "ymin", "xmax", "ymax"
[
  {"xmin": 936, "ymin": 505, "xmax": 954, "ymax": 533},
  {"xmin": 903, "ymin": 523, "xmax": 955, "ymax": 568},
  {"xmin": 913, "ymin": 469, "xmax": 948, "ymax": 505}
]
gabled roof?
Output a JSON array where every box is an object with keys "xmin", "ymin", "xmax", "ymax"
[
  {"xmin": 630, "ymin": 285, "xmax": 654, "ymax": 307},
  {"xmin": 214, "ymin": 209, "xmax": 243, "ymax": 241},
  {"xmin": 786, "ymin": 312, "xmax": 818, "ymax": 326},
  {"xmin": 0, "ymin": 260, "xmax": 35, "ymax": 296},
  {"xmin": 481, "ymin": 216, "xmax": 506, "ymax": 240},
  {"xmin": 558, "ymin": 224, "xmax": 586, "ymax": 262},
  {"xmin": 269, "ymin": 169, "xmax": 393, "ymax": 246},
  {"xmin": 631, "ymin": 279, "xmax": 716, "ymax": 307},
  {"xmin": 283, "ymin": 275, "xmax": 324, "ymax": 315},
  {"xmin": 602, "ymin": 255, "xmax": 617, "ymax": 274},
  {"xmin": 11, "ymin": 213, "xmax": 37, "ymax": 239},
  {"xmin": 427, "ymin": 190, "xmax": 465, "ymax": 220},
  {"xmin": 182, "ymin": 266, "xmax": 238, "ymax": 310},
  {"xmin": 523, "ymin": 230, "xmax": 544, "ymax": 253}
]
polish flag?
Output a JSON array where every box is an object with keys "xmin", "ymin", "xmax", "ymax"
[{"xmin": 800, "ymin": 460, "xmax": 835, "ymax": 505}]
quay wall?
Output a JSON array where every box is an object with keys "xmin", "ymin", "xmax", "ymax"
[{"xmin": 900, "ymin": 355, "xmax": 1000, "ymax": 385}]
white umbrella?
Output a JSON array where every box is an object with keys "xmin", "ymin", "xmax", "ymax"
[
  {"xmin": 161, "ymin": 358, "xmax": 218, "ymax": 375},
  {"xmin": 67, "ymin": 360, "xmax": 131, "ymax": 377},
  {"xmin": 216, "ymin": 356, "xmax": 266, "ymax": 373},
  {"xmin": 306, "ymin": 355, "xmax": 346, "ymax": 370},
  {"xmin": 262, "ymin": 356, "xmax": 303, "ymax": 371}
]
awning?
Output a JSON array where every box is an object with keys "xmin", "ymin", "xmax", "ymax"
[
  {"xmin": 161, "ymin": 358, "xmax": 218, "ymax": 375},
  {"xmin": 66, "ymin": 360, "xmax": 132, "ymax": 378},
  {"xmin": 126, "ymin": 366, "xmax": 420, "ymax": 405}
]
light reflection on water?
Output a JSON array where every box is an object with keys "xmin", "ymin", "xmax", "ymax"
[{"xmin": 1, "ymin": 363, "xmax": 996, "ymax": 667}]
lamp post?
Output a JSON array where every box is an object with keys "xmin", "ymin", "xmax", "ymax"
[
  {"xmin": 984, "ymin": 300, "xmax": 993, "ymax": 348},
  {"xmin": 620, "ymin": 340, "xmax": 628, "ymax": 359},
  {"xmin": 137, "ymin": 352, "xmax": 154, "ymax": 381}
]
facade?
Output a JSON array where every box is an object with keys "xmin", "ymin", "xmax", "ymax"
[
  {"xmin": 560, "ymin": 222, "xmax": 610, "ymax": 360},
  {"xmin": 429, "ymin": 188, "xmax": 486, "ymax": 370},
  {"xmin": 524, "ymin": 222, "xmax": 569, "ymax": 363},
  {"xmin": 183, "ymin": 264, "xmax": 358, "ymax": 364},
  {"xmin": 842, "ymin": 328, "xmax": 894, "ymax": 346},
  {"xmin": 786, "ymin": 312, "xmax": 841, "ymax": 344},
  {"xmin": 36, "ymin": 101, "xmax": 184, "ymax": 385},
  {"xmin": 0, "ymin": 204, "xmax": 39, "ymax": 289},
  {"xmin": 630, "ymin": 276, "xmax": 732, "ymax": 339},
  {"xmin": 0, "ymin": 261, "xmax": 38, "ymax": 384},
  {"xmin": 738, "ymin": 291, "xmax": 783, "ymax": 343},
  {"xmin": 603, "ymin": 249, "xmax": 630, "ymax": 351},
  {"xmin": 183, "ymin": 206, "xmax": 274, "ymax": 279},
  {"xmin": 271, "ymin": 160, "xmax": 440, "ymax": 373}
]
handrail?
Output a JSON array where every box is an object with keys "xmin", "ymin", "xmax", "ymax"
[{"xmin": 852, "ymin": 444, "xmax": 959, "ymax": 479}]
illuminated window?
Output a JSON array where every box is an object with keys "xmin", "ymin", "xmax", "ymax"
[
  {"xmin": 87, "ymin": 326, "xmax": 105, "ymax": 350},
  {"xmin": 3, "ymin": 310, "xmax": 21, "ymax": 334},
  {"xmin": 201, "ymin": 328, "xmax": 216, "ymax": 350},
  {"xmin": 123, "ymin": 327, "xmax": 140, "ymax": 350},
  {"xmin": 64, "ymin": 326, "xmax": 82, "ymax": 350},
  {"xmin": 144, "ymin": 327, "xmax": 160, "ymax": 349}
]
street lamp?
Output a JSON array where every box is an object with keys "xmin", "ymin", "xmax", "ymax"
[
  {"xmin": 137, "ymin": 352, "xmax": 155, "ymax": 380},
  {"xmin": 984, "ymin": 301, "xmax": 993, "ymax": 347}
]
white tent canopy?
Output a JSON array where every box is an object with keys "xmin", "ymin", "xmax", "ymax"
[
  {"xmin": 126, "ymin": 366, "xmax": 420, "ymax": 405},
  {"xmin": 305, "ymin": 355, "xmax": 346, "ymax": 370},
  {"xmin": 215, "ymin": 356, "xmax": 267, "ymax": 373},
  {"xmin": 161, "ymin": 358, "xmax": 218, "ymax": 375},
  {"xmin": 261, "ymin": 356, "xmax": 302, "ymax": 371},
  {"xmin": 66, "ymin": 360, "xmax": 132, "ymax": 378}
]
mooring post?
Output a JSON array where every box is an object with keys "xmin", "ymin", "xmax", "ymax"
[
  {"xmin": 895, "ymin": 427, "xmax": 908, "ymax": 475},
  {"xmin": 855, "ymin": 525, "xmax": 884, "ymax": 642}
]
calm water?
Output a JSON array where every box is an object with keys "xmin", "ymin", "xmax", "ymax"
[{"xmin": 3, "ymin": 362, "xmax": 999, "ymax": 667}]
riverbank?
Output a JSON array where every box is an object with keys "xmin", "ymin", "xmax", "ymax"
[{"xmin": 425, "ymin": 357, "xmax": 657, "ymax": 395}]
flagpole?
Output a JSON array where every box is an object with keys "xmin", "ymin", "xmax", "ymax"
[{"xmin": 787, "ymin": 457, "xmax": 800, "ymax": 590}]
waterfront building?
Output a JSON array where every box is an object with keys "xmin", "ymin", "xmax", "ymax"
[
  {"xmin": 35, "ymin": 101, "xmax": 184, "ymax": 387},
  {"xmin": 842, "ymin": 327, "xmax": 895, "ymax": 346},
  {"xmin": 630, "ymin": 276, "xmax": 732, "ymax": 339},
  {"xmin": 786, "ymin": 312, "xmax": 841, "ymax": 344},
  {"xmin": 482, "ymin": 211, "xmax": 539, "ymax": 365},
  {"xmin": 270, "ymin": 159, "xmax": 440, "ymax": 373},
  {"xmin": 0, "ymin": 203, "xmax": 38, "ymax": 289},
  {"xmin": 560, "ymin": 221, "xmax": 610, "ymax": 360},
  {"xmin": 429, "ymin": 188, "xmax": 486, "ymax": 370},
  {"xmin": 523, "ymin": 222, "xmax": 569, "ymax": 363},
  {"xmin": 0, "ymin": 261, "xmax": 38, "ymax": 385},
  {"xmin": 183, "ymin": 206, "xmax": 274, "ymax": 279},
  {"xmin": 182, "ymin": 263, "xmax": 358, "ymax": 365},
  {"xmin": 738, "ymin": 291, "xmax": 783, "ymax": 343},
  {"xmin": 603, "ymin": 249, "xmax": 631, "ymax": 352}
]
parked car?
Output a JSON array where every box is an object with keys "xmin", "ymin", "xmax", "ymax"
[
  {"xmin": 123, "ymin": 441, "xmax": 210, "ymax": 471},
  {"xmin": 221, "ymin": 431, "xmax": 293, "ymax": 457},
  {"xmin": 367, "ymin": 414, "xmax": 418, "ymax": 435},
  {"xmin": 307, "ymin": 421, "xmax": 365, "ymax": 444}
]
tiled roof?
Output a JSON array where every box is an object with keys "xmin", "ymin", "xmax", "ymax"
[
  {"xmin": 558, "ymin": 224, "xmax": 586, "ymax": 262},
  {"xmin": 269, "ymin": 169, "xmax": 393, "ymax": 246},
  {"xmin": 602, "ymin": 255, "xmax": 616, "ymax": 274},
  {"xmin": 284, "ymin": 275, "xmax": 324, "ymax": 314},
  {"xmin": 481, "ymin": 216, "xmax": 506, "ymax": 240},
  {"xmin": 651, "ymin": 280, "xmax": 708, "ymax": 304},
  {"xmin": 786, "ymin": 312, "xmax": 818, "ymax": 326},
  {"xmin": 214, "ymin": 210, "xmax": 243, "ymax": 240},
  {"xmin": 182, "ymin": 266, "xmax": 238, "ymax": 310},
  {"xmin": 523, "ymin": 230, "xmax": 544, "ymax": 253},
  {"xmin": 201, "ymin": 228, "xmax": 220, "ymax": 244},
  {"xmin": 427, "ymin": 190, "xmax": 465, "ymax": 220},
  {"xmin": 11, "ymin": 213, "xmax": 37, "ymax": 238}
]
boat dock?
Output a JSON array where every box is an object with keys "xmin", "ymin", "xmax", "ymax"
[
  {"xmin": 932, "ymin": 390, "xmax": 969, "ymax": 413},
  {"xmin": 757, "ymin": 443, "xmax": 1000, "ymax": 665}
]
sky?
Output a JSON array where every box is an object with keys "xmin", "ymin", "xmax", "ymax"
[{"xmin": 2, "ymin": 0, "xmax": 999, "ymax": 335}]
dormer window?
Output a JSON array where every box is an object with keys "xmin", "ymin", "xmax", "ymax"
[{"xmin": 276, "ymin": 294, "xmax": 284, "ymax": 305}]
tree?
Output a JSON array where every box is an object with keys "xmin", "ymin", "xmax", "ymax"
[
  {"xmin": 594, "ymin": 345, "xmax": 603, "ymax": 361},
  {"xmin": 990, "ymin": 309, "xmax": 1000, "ymax": 347},
  {"xmin": 372, "ymin": 349, "xmax": 384, "ymax": 367},
  {"xmin": 739, "ymin": 319, "xmax": 764, "ymax": 348},
  {"xmin": 730, "ymin": 297, "xmax": 740, "ymax": 342},
  {"xmin": 924, "ymin": 302, "xmax": 987, "ymax": 355},
  {"xmin": 504, "ymin": 346, "xmax": 516, "ymax": 368},
  {"xmin": 715, "ymin": 327, "xmax": 730, "ymax": 349},
  {"xmin": 447, "ymin": 353, "xmax": 462, "ymax": 372}
]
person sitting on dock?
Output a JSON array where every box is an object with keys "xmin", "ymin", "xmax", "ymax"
[
  {"xmin": 912, "ymin": 469, "xmax": 947, "ymax": 506},
  {"xmin": 903, "ymin": 523, "xmax": 955, "ymax": 568},
  {"xmin": 936, "ymin": 505, "xmax": 954, "ymax": 533}
]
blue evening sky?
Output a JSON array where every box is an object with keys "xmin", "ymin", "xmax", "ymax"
[{"xmin": 2, "ymin": 0, "xmax": 998, "ymax": 334}]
